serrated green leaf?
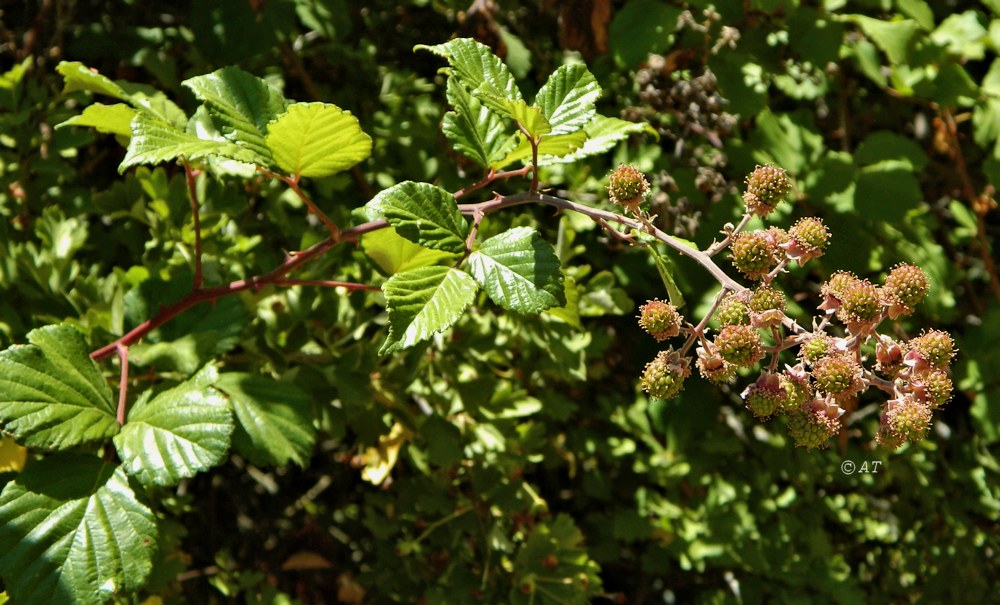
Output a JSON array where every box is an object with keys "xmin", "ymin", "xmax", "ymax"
[
  {"xmin": 467, "ymin": 227, "xmax": 565, "ymax": 313},
  {"xmin": 57, "ymin": 103, "xmax": 136, "ymax": 137},
  {"xmin": 113, "ymin": 365, "xmax": 233, "ymax": 487},
  {"xmin": 214, "ymin": 373, "xmax": 316, "ymax": 468},
  {"xmin": 119, "ymin": 113, "xmax": 257, "ymax": 172},
  {"xmin": 380, "ymin": 266, "xmax": 479, "ymax": 355},
  {"xmin": 56, "ymin": 62, "xmax": 186, "ymax": 127},
  {"xmin": 368, "ymin": 181, "xmax": 469, "ymax": 253},
  {"xmin": 850, "ymin": 15, "xmax": 921, "ymax": 64},
  {"xmin": 361, "ymin": 226, "xmax": 458, "ymax": 275},
  {"xmin": 416, "ymin": 38, "xmax": 523, "ymax": 116},
  {"xmin": 0, "ymin": 324, "xmax": 117, "ymax": 450},
  {"xmin": 182, "ymin": 67, "xmax": 288, "ymax": 164},
  {"xmin": 443, "ymin": 78, "xmax": 517, "ymax": 167},
  {"xmin": 534, "ymin": 64, "xmax": 600, "ymax": 135},
  {"xmin": 493, "ymin": 131, "xmax": 588, "ymax": 169},
  {"xmin": 508, "ymin": 99, "xmax": 551, "ymax": 137},
  {"xmin": 265, "ymin": 102, "xmax": 372, "ymax": 178},
  {"xmin": 56, "ymin": 61, "xmax": 131, "ymax": 101},
  {"xmin": 0, "ymin": 455, "xmax": 158, "ymax": 605},
  {"xmin": 552, "ymin": 116, "xmax": 657, "ymax": 164}
]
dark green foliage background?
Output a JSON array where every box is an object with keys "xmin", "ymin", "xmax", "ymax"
[{"xmin": 1, "ymin": 0, "xmax": 999, "ymax": 603}]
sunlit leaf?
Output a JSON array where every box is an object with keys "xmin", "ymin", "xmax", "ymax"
[
  {"xmin": 265, "ymin": 102, "xmax": 372, "ymax": 178},
  {"xmin": 114, "ymin": 365, "xmax": 233, "ymax": 487},
  {"xmin": 57, "ymin": 103, "xmax": 136, "ymax": 137},
  {"xmin": 182, "ymin": 67, "xmax": 288, "ymax": 164},
  {"xmin": 119, "ymin": 113, "xmax": 257, "ymax": 172},
  {"xmin": 368, "ymin": 181, "xmax": 469, "ymax": 253},
  {"xmin": 380, "ymin": 266, "xmax": 479, "ymax": 355},
  {"xmin": 0, "ymin": 324, "xmax": 117, "ymax": 450},
  {"xmin": 443, "ymin": 78, "xmax": 517, "ymax": 167},
  {"xmin": 534, "ymin": 64, "xmax": 600, "ymax": 135},
  {"xmin": 0, "ymin": 455, "xmax": 158, "ymax": 605},
  {"xmin": 468, "ymin": 227, "xmax": 565, "ymax": 313}
]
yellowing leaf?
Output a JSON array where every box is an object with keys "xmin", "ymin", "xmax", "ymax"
[
  {"xmin": 0, "ymin": 437, "xmax": 26, "ymax": 473},
  {"xmin": 360, "ymin": 423, "xmax": 407, "ymax": 485}
]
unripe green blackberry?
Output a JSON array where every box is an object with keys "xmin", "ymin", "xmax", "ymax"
[
  {"xmin": 876, "ymin": 423, "xmax": 906, "ymax": 450},
  {"xmin": 730, "ymin": 231, "xmax": 780, "ymax": 280},
  {"xmin": 811, "ymin": 354, "xmax": 862, "ymax": 398},
  {"xmin": 818, "ymin": 271, "xmax": 856, "ymax": 315},
  {"xmin": 905, "ymin": 329, "xmax": 956, "ymax": 370},
  {"xmin": 780, "ymin": 364, "xmax": 813, "ymax": 409},
  {"xmin": 743, "ymin": 164, "xmax": 791, "ymax": 216},
  {"xmin": 787, "ymin": 398, "xmax": 842, "ymax": 449},
  {"xmin": 883, "ymin": 396, "xmax": 932, "ymax": 442},
  {"xmin": 742, "ymin": 372, "xmax": 787, "ymax": 419},
  {"xmin": 638, "ymin": 299, "xmax": 683, "ymax": 341},
  {"xmin": 837, "ymin": 277, "xmax": 881, "ymax": 327},
  {"xmin": 882, "ymin": 263, "xmax": 929, "ymax": 319},
  {"xmin": 696, "ymin": 344, "xmax": 737, "ymax": 383},
  {"xmin": 608, "ymin": 164, "xmax": 650, "ymax": 211},
  {"xmin": 714, "ymin": 324, "xmax": 764, "ymax": 367},
  {"xmin": 910, "ymin": 369, "xmax": 953, "ymax": 408},
  {"xmin": 641, "ymin": 350, "xmax": 691, "ymax": 400},
  {"xmin": 715, "ymin": 292, "xmax": 751, "ymax": 327},
  {"xmin": 782, "ymin": 217, "xmax": 830, "ymax": 265},
  {"xmin": 748, "ymin": 285, "xmax": 786, "ymax": 328},
  {"xmin": 799, "ymin": 333, "xmax": 835, "ymax": 365}
]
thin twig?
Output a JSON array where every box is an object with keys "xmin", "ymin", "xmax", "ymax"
[
  {"xmin": 182, "ymin": 159, "xmax": 204, "ymax": 289},
  {"xmin": 269, "ymin": 279, "xmax": 381, "ymax": 291},
  {"xmin": 90, "ymin": 219, "xmax": 387, "ymax": 361},
  {"xmin": 258, "ymin": 168, "xmax": 342, "ymax": 241},
  {"xmin": 707, "ymin": 212, "xmax": 753, "ymax": 256},
  {"xmin": 453, "ymin": 165, "xmax": 532, "ymax": 199},
  {"xmin": 115, "ymin": 343, "xmax": 129, "ymax": 425}
]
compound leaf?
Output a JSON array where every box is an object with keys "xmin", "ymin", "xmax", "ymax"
[
  {"xmin": 182, "ymin": 67, "xmax": 288, "ymax": 164},
  {"xmin": 0, "ymin": 324, "xmax": 116, "ymax": 450},
  {"xmin": 265, "ymin": 102, "xmax": 372, "ymax": 178},
  {"xmin": 368, "ymin": 181, "xmax": 469, "ymax": 253},
  {"xmin": 214, "ymin": 373, "xmax": 316, "ymax": 468},
  {"xmin": 534, "ymin": 64, "xmax": 600, "ymax": 135},
  {"xmin": 468, "ymin": 227, "xmax": 565, "ymax": 313},
  {"xmin": 113, "ymin": 365, "xmax": 233, "ymax": 487},
  {"xmin": 0, "ymin": 455, "xmax": 158, "ymax": 605},
  {"xmin": 380, "ymin": 266, "xmax": 479, "ymax": 355}
]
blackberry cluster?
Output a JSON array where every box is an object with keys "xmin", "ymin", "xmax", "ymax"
[
  {"xmin": 634, "ymin": 62, "xmax": 737, "ymax": 140},
  {"xmin": 623, "ymin": 163, "xmax": 956, "ymax": 451}
]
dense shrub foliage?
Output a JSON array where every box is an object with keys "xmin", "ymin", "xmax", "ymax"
[{"xmin": 1, "ymin": 1, "xmax": 999, "ymax": 604}]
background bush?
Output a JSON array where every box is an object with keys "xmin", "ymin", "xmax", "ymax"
[{"xmin": 1, "ymin": 1, "xmax": 998, "ymax": 603}]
